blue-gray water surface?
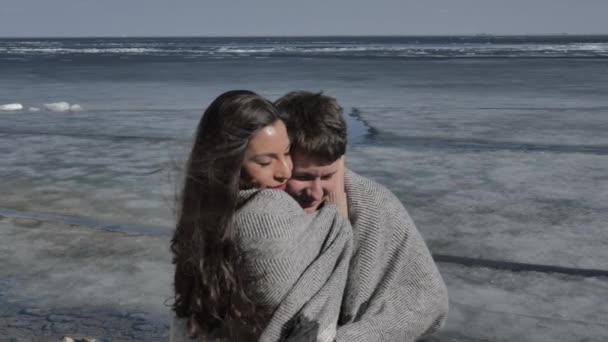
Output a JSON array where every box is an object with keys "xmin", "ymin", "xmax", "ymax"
[
  {"xmin": 1, "ymin": 36, "xmax": 607, "ymax": 266},
  {"xmin": 1, "ymin": 35, "xmax": 608, "ymax": 341}
]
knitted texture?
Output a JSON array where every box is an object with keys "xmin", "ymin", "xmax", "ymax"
[
  {"xmin": 335, "ymin": 170, "xmax": 449, "ymax": 341},
  {"xmin": 235, "ymin": 189, "xmax": 353, "ymax": 342},
  {"xmin": 171, "ymin": 189, "xmax": 353, "ymax": 342},
  {"xmin": 171, "ymin": 172, "xmax": 448, "ymax": 341}
]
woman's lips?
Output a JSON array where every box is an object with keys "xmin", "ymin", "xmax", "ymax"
[{"xmin": 271, "ymin": 183, "xmax": 287, "ymax": 191}]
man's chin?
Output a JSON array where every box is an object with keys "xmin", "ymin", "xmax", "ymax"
[
  {"xmin": 301, "ymin": 200, "xmax": 322, "ymax": 213},
  {"xmin": 303, "ymin": 206, "xmax": 317, "ymax": 214}
]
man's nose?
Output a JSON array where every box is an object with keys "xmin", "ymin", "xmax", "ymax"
[{"xmin": 309, "ymin": 179, "xmax": 323, "ymax": 200}]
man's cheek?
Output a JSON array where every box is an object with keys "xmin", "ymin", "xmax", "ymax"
[
  {"xmin": 286, "ymin": 182, "xmax": 302, "ymax": 196},
  {"xmin": 324, "ymin": 180, "xmax": 339, "ymax": 195}
]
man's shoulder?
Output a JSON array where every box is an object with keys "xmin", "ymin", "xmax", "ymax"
[
  {"xmin": 344, "ymin": 169, "xmax": 404, "ymax": 210},
  {"xmin": 344, "ymin": 170, "xmax": 399, "ymax": 202}
]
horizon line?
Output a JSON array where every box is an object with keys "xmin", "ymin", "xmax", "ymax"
[{"xmin": 1, "ymin": 33, "xmax": 608, "ymax": 39}]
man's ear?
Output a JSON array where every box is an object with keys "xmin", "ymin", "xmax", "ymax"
[{"xmin": 338, "ymin": 155, "xmax": 346, "ymax": 169}]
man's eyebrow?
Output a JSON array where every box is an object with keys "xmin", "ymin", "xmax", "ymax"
[
  {"xmin": 293, "ymin": 170, "xmax": 337, "ymax": 177},
  {"xmin": 293, "ymin": 171, "xmax": 317, "ymax": 176}
]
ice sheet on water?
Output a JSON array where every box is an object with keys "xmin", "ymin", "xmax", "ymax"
[
  {"xmin": 435, "ymin": 263, "xmax": 608, "ymax": 341},
  {"xmin": 0, "ymin": 134, "xmax": 182, "ymax": 229},
  {"xmin": 0, "ymin": 219, "xmax": 172, "ymax": 316},
  {"xmin": 353, "ymin": 104, "xmax": 608, "ymax": 147},
  {"xmin": 345, "ymin": 144, "xmax": 608, "ymax": 269}
]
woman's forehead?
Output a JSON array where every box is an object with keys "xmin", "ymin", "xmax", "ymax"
[{"xmin": 246, "ymin": 121, "xmax": 289, "ymax": 154}]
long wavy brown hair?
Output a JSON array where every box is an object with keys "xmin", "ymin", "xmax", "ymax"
[{"xmin": 171, "ymin": 90, "xmax": 279, "ymax": 339}]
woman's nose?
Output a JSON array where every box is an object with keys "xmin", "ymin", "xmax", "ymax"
[{"xmin": 275, "ymin": 155, "xmax": 292, "ymax": 180}]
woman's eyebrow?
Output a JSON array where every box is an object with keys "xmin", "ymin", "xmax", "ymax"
[{"xmin": 255, "ymin": 152, "xmax": 279, "ymax": 158}]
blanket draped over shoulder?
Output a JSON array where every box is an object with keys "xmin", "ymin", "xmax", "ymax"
[
  {"xmin": 234, "ymin": 189, "xmax": 353, "ymax": 341},
  {"xmin": 171, "ymin": 189, "xmax": 353, "ymax": 342},
  {"xmin": 171, "ymin": 172, "xmax": 448, "ymax": 341},
  {"xmin": 336, "ymin": 170, "xmax": 449, "ymax": 341}
]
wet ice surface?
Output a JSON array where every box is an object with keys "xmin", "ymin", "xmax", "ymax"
[
  {"xmin": 346, "ymin": 101, "xmax": 608, "ymax": 147},
  {"xmin": 2, "ymin": 56, "xmax": 608, "ymax": 340},
  {"xmin": 435, "ymin": 263, "xmax": 608, "ymax": 342},
  {"xmin": 2, "ymin": 108, "xmax": 608, "ymax": 340},
  {"xmin": 0, "ymin": 132, "xmax": 185, "ymax": 229},
  {"xmin": 0, "ymin": 303, "xmax": 168, "ymax": 342},
  {"xmin": 2, "ymin": 217, "xmax": 607, "ymax": 341},
  {"xmin": 0, "ymin": 108, "xmax": 370, "ymax": 231},
  {"xmin": 0, "ymin": 217, "xmax": 171, "ymax": 341},
  {"xmin": 346, "ymin": 145, "xmax": 608, "ymax": 269}
]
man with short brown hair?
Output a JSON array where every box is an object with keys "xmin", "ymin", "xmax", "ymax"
[{"xmin": 275, "ymin": 91, "xmax": 449, "ymax": 341}]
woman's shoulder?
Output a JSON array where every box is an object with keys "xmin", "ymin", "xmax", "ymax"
[
  {"xmin": 237, "ymin": 188, "xmax": 303, "ymax": 217},
  {"xmin": 235, "ymin": 189, "xmax": 344, "ymax": 240},
  {"xmin": 235, "ymin": 189, "xmax": 308, "ymax": 239}
]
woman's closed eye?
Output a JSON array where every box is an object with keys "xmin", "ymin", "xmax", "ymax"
[{"xmin": 255, "ymin": 157, "xmax": 273, "ymax": 167}]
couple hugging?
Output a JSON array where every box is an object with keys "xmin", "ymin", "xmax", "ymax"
[{"xmin": 170, "ymin": 90, "xmax": 449, "ymax": 341}]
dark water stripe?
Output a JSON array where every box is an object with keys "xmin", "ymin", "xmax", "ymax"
[
  {"xmin": 347, "ymin": 108, "xmax": 608, "ymax": 155},
  {"xmin": 0, "ymin": 108, "xmax": 198, "ymax": 113},
  {"xmin": 0, "ymin": 109, "xmax": 368, "ymax": 144},
  {"xmin": 373, "ymin": 133, "xmax": 608, "ymax": 155},
  {"xmin": 348, "ymin": 108, "xmax": 379, "ymax": 137},
  {"xmin": 476, "ymin": 106, "xmax": 608, "ymax": 111},
  {"xmin": 433, "ymin": 254, "xmax": 608, "ymax": 278},
  {"xmin": 0, "ymin": 207, "xmax": 169, "ymax": 236},
  {"xmin": 1, "ymin": 128, "xmax": 607, "ymax": 156},
  {"xmin": 0, "ymin": 129, "xmax": 181, "ymax": 142},
  {"xmin": 2, "ymin": 207, "xmax": 607, "ymax": 278},
  {"xmin": 3, "ymin": 56, "xmax": 608, "ymax": 63},
  {"xmin": 449, "ymin": 300, "xmax": 608, "ymax": 328}
]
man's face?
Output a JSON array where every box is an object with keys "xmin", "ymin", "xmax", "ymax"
[{"xmin": 286, "ymin": 152, "xmax": 340, "ymax": 213}]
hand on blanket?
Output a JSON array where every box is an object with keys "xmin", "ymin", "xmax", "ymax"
[{"xmin": 327, "ymin": 156, "xmax": 348, "ymax": 219}]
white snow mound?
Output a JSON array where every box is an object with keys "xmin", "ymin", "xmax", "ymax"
[
  {"xmin": 70, "ymin": 104, "xmax": 83, "ymax": 111},
  {"xmin": 0, "ymin": 103, "xmax": 23, "ymax": 111},
  {"xmin": 44, "ymin": 102, "xmax": 71, "ymax": 112}
]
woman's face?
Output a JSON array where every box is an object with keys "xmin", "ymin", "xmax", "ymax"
[{"xmin": 241, "ymin": 120, "xmax": 292, "ymax": 190}]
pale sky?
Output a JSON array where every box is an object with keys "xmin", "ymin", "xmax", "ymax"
[{"xmin": 0, "ymin": 0, "xmax": 607, "ymax": 37}]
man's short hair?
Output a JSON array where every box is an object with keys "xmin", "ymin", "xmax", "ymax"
[{"xmin": 274, "ymin": 91, "xmax": 347, "ymax": 163}]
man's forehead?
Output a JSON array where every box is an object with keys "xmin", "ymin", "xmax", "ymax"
[{"xmin": 292, "ymin": 153, "xmax": 339, "ymax": 175}]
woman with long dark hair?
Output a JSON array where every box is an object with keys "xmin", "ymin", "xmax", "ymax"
[
  {"xmin": 170, "ymin": 90, "xmax": 352, "ymax": 342},
  {"xmin": 171, "ymin": 90, "xmax": 292, "ymax": 339}
]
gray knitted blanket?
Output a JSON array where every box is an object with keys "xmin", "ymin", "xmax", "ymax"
[
  {"xmin": 234, "ymin": 189, "xmax": 353, "ymax": 341},
  {"xmin": 171, "ymin": 189, "xmax": 353, "ymax": 342},
  {"xmin": 171, "ymin": 172, "xmax": 448, "ymax": 341},
  {"xmin": 336, "ymin": 170, "xmax": 449, "ymax": 341}
]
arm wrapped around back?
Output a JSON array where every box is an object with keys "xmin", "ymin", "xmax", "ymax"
[{"xmin": 234, "ymin": 189, "xmax": 353, "ymax": 342}]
